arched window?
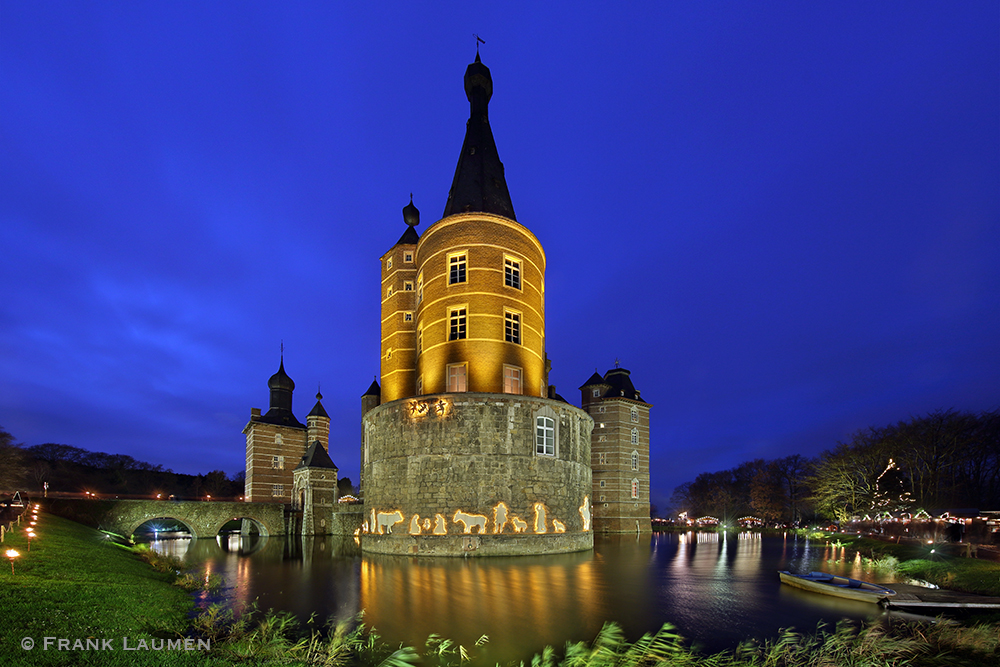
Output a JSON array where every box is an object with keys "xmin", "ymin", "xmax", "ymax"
[
  {"xmin": 536, "ymin": 416, "xmax": 555, "ymax": 456},
  {"xmin": 631, "ymin": 450, "xmax": 638, "ymax": 471},
  {"xmin": 631, "ymin": 479, "xmax": 639, "ymax": 499},
  {"xmin": 631, "ymin": 407, "xmax": 638, "ymax": 423},
  {"xmin": 630, "ymin": 427, "xmax": 638, "ymax": 445}
]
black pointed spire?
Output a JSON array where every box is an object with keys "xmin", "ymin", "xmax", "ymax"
[{"xmin": 442, "ymin": 55, "xmax": 516, "ymax": 221}]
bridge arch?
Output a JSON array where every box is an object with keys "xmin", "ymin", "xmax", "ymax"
[
  {"xmin": 45, "ymin": 499, "xmax": 286, "ymax": 541},
  {"xmin": 131, "ymin": 516, "xmax": 196, "ymax": 539}
]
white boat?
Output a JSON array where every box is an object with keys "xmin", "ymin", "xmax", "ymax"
[{"xmin": 779, "ymin": 571, "xmax": 896, "ymax": 604}]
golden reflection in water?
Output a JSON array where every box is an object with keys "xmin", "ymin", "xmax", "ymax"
[{"xmin": 360, "ymin": 551, "xmax": 603, "ymax": 662}]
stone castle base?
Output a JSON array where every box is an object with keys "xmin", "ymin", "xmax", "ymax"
[{"xmin": 363, "ymin": 531, "xmax": 593, "ymax": 557}]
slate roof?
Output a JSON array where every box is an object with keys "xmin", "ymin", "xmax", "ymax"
[
  {"xmin": 395, "ymin": 225, "xmax": 419, "ymax": 245},
  {"xmin": 362, "ymin": 378, "xmax": 381, "ymax": 397},
  {"xmin": 295, "ymin": 440, "xmax": 337, "ymax": 470},
  {"xmin": 579, "ymin": 371, "xmax": 606, "ymax": 389},
  {"xmin": 307, "ymin": 393, "xmax": 329, "ymax": 418},
  {"xmin": 442, "ymin": 54, "xmax": 516, "ymax": 221}
]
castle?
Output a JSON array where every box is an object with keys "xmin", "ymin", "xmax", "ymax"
[{"xmin": 244, "ymin": 55, "xmax": 651, "ymax": 555}]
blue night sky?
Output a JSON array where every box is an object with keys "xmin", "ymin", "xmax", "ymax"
[{"xmin": 2, "ymin": 3, "xmax": 997, "ymax": 510}]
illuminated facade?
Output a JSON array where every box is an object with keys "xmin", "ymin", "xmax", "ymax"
[
  {"xmin": 243, "ymin": 358, "xmax": 330, "ymax": 503},
  {"xmin": 361, "ymin": 55, "xmax": 595, "ymax": 556}
]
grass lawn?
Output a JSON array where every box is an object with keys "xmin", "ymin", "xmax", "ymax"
[{"xmin": 0, "ymin": 509, "xmax": 226, "ymax": 666}]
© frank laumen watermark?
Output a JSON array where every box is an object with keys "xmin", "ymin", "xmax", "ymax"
[{"xmin": 21, "ymin": 636, "xmax": 210, "ymax": 651}]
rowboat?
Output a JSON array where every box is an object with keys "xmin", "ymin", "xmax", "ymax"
[{"xmin": 778, "ymin": 571, "xmax": 896, "ymax": 604}]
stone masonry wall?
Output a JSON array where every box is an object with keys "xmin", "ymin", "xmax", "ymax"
[{"xmin": 361, "ymin": 393, "xmax": 594, "ymax": 555}]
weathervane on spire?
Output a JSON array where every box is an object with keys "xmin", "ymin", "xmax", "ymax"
[
  {"xmin": 474, "ymin": 34, "xmax": 485, "ymax": 55},
  {"xmin": 614, "ymin": 358, "xmax": 620, "ymax": 369}
]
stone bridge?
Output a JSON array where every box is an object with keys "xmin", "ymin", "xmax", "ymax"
[{"xmin": 44, "ymin": 498, "xmax": 285, "ymax": 539}]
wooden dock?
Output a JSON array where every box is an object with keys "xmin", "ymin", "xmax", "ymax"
[{"xmin": 883, "ymin": 583, "xmax": 1000, "ymax": 609}]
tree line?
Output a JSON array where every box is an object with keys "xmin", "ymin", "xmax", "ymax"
[
  {"xmin": 670, "ymin": 409, "xmax": 1000, "ymax": 524},
  {"xmin": 1, "ymin": 426, "xmax": 243, "ymax": 499}
]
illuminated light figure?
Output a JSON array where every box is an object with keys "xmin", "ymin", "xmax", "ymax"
[
  {"xmin": 361, "ymin": 521, "xmax": 369, "ymax": 533},
  {"xmin": 533, "ymin": 503, "xmax": 548, "ymax": 534},
  {"xmin": 433, "ymin": 514, "xmax": 448, "ymax": 535},
  {"xmin": 409, "ymin": 514, "xmax": 423, "ymax": 535},
  {"xmin": 376, "ymin": 510, "xmax": 405, "ymax": 535},
  {"xmin": 370, "ymin": 509, "xmax": 377, "ymax": 533},
  {"xmin": 553, "ymin": 520, "xmax": 566, "ymax": 533},
  {"xmin": 453, "ymin": 510, "xmax": 488, "ymax": 534},
  {"xmin": 493, "ymin": 502, "xmax": 510, "ymax": 534},
  {"xmin": 423, "ymin": 518, "xmax": 432, "ymax": 531},
  {"xmin": 579, "ymin": 496, "xmax": 592, "ymax": 532},
  {"xmin": 511, "ymin": 516, "xmax": 528, "ymax": 533}
]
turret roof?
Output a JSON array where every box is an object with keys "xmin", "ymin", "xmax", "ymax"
[
  {"xmin": 294, "ymin": 441, "xmax": 337, "ymax": 470},
  {"xmin": 442, "ymin": 54, "xmax": 516, "ymax": 221}
]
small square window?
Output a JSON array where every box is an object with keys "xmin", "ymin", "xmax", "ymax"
[
  {"xmin": 597, "ymin": 406, "xmax": 605, "ymax": 414},
  {"xmin": 404, "ymin": 281, "xmax": 414, "ymax": 291},
  {"xmin": 404, "ymin": 253, "xmax": 413, "ymax": 263},
  {"xmin": 272, "ymin": 455, "xmax": 284, "ymax": 469},
  {"xmin": 403, "ymin": 312, "xmax": 413, "ymax": 322},
  {"xmin": 598, "ymin": 452, "xmax": 606, "ymax": 464},
  {"xmin": 386, "ymin": 258, "xmax": 393, "ymax": 270},
  {"xmin": 447, "ymin": 363, "xmax": 467, "ymax": 392},
  {"xmin": 503, "ymin": 365, "xmax": 522, "ymax": 395},
  {"xmin": 386, "ymin": 286, "xmax": 393, "ymax": 298},
  {"xmin": 592, "ymin": 389, "xmax": 600, "ymax": 397},
  {"xmin": 272, "ymin": 484, "xmax": 284, "ymax": 497},
  {"xmin": 598, "ymin": 435, "xmax": 607, "ymax": 442},
  {"xmin": 599, "ymin": 480, "xmax": 605, "ymax": 488}
]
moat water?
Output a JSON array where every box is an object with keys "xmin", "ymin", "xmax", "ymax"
[{"xmin": 149, "ymin": 532, "xmax": 906, "ymax": 663}]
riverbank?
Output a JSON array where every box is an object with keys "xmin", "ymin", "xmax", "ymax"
[
  {"xmin": 0, "ymin": 510, "xmax": 209, "ymax": 666},
  {"xmin": 3, "ymin": 514, "xmax": 999, "ymax": 666},
  {"xmin": 813, "ymin": 531, "xmax": 1000, "ymax": 598}
]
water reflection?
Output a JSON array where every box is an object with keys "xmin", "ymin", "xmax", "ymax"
[{"xmin": 149, "ymin": 532, "xmax": 894, "ymax": 661}]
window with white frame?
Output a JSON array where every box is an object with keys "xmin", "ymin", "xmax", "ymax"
[
  {"xmin": 386, "ymin": 257, "xmax": 392, "ymax": 270},
  {"xmin": 631, "ymin": 407, "xmax": 638, "ymax": 423},
  {"xmin": 386, "ymin": 286, "xmax": 393, "ymax": 298},
  {"xmin": 274, "ymin": 432, "xmax": 283, "ymax": 445},
  {"xmin": 417, "ymin": 273, "xmax": 423, "ymax": 304},
  {"xmin": 536, "ymin": 416, "xmax": 555, "ymax": 456},
  {"xmin": 631, "ymin": 427, "xmax": 638, "ymax": 445},
  {"xmin": 449, "ymin": 307, "xmax": 467, "ymax": 340},
  {"xmin": 272, "ymin": 484, "xmax": 284, "ymax": 497},
  {"xmin": 596, "ymin": 406, "xmax": 605, "ymax": 413},
  {"xmin": 403, "ymin": 312, "xmax": 412, "ymax": 322},
  {"xmin": 503, "ymin": 365, "xmax": 522, "ymax": 395},
  {"xmin": 404, "ymin": 252, "xmax": 413, "ymax": 263},
  {"xmin": 272, "ymin": 455, "xmax": 284, "ymax": 469},
  {"xmin": 447, "ymin": 363, "xmax": 467, "ymax": 392},
  {"xmin": 449, "ymin": 253, "xmax": 467, "ymax": 284},
  {"xmin": 504, "ymin": 257, "xmax": 521, "ymax": 289},
  {"xmin": 631, "ymin": 479, "xmax": 639, "ymax": 499},
  {"xmin": 598, "ymin": 452, "xmax": 607, "ymax": 464},
  {"xmin": 631, "ymin": 450, "xmax": 638, "ymax": 471},
  {"xmin": 504, "ymin": 311, "xmax": 520, "ymax": 344},
  {"xmin": 599, "ymin": 480, "xmax": 605, "ymax": 488},
  {"xmin": 592, "ymin": 388, "xmax": 600, "ymax": 397}
]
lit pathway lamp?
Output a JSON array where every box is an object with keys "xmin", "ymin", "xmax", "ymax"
[
  {"xmin": 6, "ymin": 549, "xmax": 19, "ymax": 574},
  {"xmin": 25, "ymin": 528, "xmax": 35, "ymax": 551}
]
